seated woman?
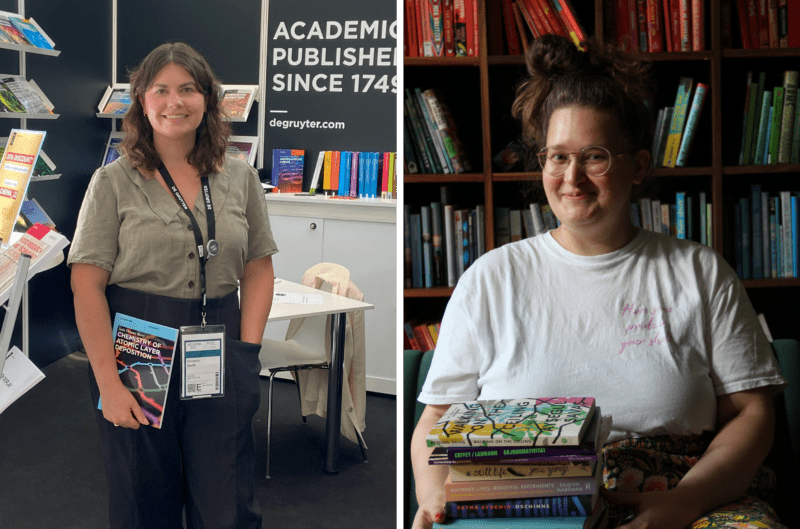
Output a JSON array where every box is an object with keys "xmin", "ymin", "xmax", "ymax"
[{"xmin": 410, "ymin": 35, "xmax": 787, "ymax": 529}]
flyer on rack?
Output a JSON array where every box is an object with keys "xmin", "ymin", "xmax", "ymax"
[{"xmin": 0, "ymin": 129, "xmax": 46, "ymax": 248}]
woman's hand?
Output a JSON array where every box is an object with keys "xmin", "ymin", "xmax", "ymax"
[
  {"xmin": 99, "ymin": 382, "xmax": 149, "ymax": 429},
  {"xmin": 601, "ymin": 488, "xmax": 702, "ymax": 529},
  {"xmin": 411, "ymin": 490, "xmax": 446, "ymax": 529}
]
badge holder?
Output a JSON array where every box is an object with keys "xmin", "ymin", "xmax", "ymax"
[{"xmin": 180, "ymin": 324, "xmax": 226, "ymax": 400}]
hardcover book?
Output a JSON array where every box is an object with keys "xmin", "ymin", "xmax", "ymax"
[
  {"xmin": 226, "ymin": 136, "xmax": 258, "ymax": 166},
  {"xmin": 8, "ymin": 17, "xmax": 52, "ymax": 49},
  {"xmin": 271, "ymin": 149, "xmax": 304, "ymax": 193},
  {"xmin": 426, "ymin": 398, "xmax": 596, "ymax": 448},
  {"xmin": 219, "ymin": 86, "xmax": 256, "ymax": 121}
]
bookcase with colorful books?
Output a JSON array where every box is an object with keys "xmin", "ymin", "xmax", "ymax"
[{"xmin": 403, "ymin": 0, "xmax": 800, "ymax": 344}]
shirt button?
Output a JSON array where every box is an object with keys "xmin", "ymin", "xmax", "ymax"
[
  {"xmin": 189, "ymin": 252, "xmax": 195, "ymax": 259},
  {"xmin": 188, "ymin": 224, "xmax": 193, "ymax": 231},
  {"xmin": 188, "ymin": 281, "xmax": 195, "ymax": 288}
]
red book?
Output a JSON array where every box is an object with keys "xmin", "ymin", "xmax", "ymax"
[
  {"xmin": 527, "ymin": 0, "xmax": 557, "ymax": 35},
  {"xmin": 512, "ymin": 1, "xmax": 533, "ymax": 48},
  {"xmin": 647, "ymin": 0, "xmax": 664, "ymax": 52},
  {"xmin": 662, "ymin": 0, "xmax": 674, "ymax": 50},
  {"xmin": 747, "ymin": 0, "xmax": 761, "ymax": 48},
  {"xmin": 628, "ymin": 0, "xmax": 641, "ymax": 51},
  {"xmin": 472, "ymin": 0, "xmax": 479, "ymax": 56},
  {"xmin": 403, "ymin": 322, "xmax": 421, "ymax": 350},
  {"xmin": 757, "ymin": 0, "xmax": 771, "ymax": 47},
  {"xmin": 454, "ymin": 0, "xmax": 467, "ymax": 55},
  {"xmin": 502, "ymin": 0, "xmax": 522, "ymax": 54},
  {"xmin": 538, "ymin": 0, "xmax": 568, "ymax": 37},
  {"xmin": 637, "ymin": 0, "xmax": 649, "ymax": 51},
  {"xmin": 444, "ymin": 0, "xmax": 455, "ymax": 56},
  {"xmin": 552, "ymin": 0, "xmax": 587, "ymax": 47},
  {"xmin": 465, "ymin": 0, "xmax": 475, "ymax": 56},
  {"xmin": 692, "ymin": 0, "xmax": 704, "ymax": 49},
  {"xmin": 736, "ymin": 0, "xmax": 753, "ymax": 47},
  {"xmin": 678, "ymin": 0, "xmax": 691, "ymax": 51},
  {"xmin": 615, "ymin": 0, "xmax": 632, "ymax": 51},
  {"xmin": 670, "ymin": 0, "xmax": 682, "ymax": 51},
  {"xmin": 381, "ymin": 152, "xmax": 390, "ymax": 195},
  {"xmin": 413, "ymin": 322, "xmax": 436, "ymax": 351},
  {"xmin": 789, "ymin": 0, "xmax": 800, "ymax": 47},
  {"xmin": 767, "ymin": 0, "xmax": 779, "ymax": 47},
  {"xmin": 406, "ymin": 0, "xmax": 419, "ymax": 56},
  {"xmin": 415, "ymin": 0, "xmax": 426, "ymax": 55},
  {"xmin": 518, "ymin": 0, "xmax": 544, "ymax": 37},
  {"xmin": 486, "ymin": 0, "xmax": 505, "ymax": 55}
]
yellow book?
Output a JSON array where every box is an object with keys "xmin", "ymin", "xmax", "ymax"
[
  {"xmin": 322, "ymin": 150, "xmax": 332, "ymax": 192},
  {"xmin": 0, "ymin": 129, "xmax": 46, "ymax": 247},
  {"xmin": 662, "ymin": 77, "xmax": 694, "ymax": 168}
]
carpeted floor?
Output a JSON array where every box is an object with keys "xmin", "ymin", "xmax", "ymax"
[{"xmin": 0, "ymin": 352, "xmax": 397, "ymax": 529}]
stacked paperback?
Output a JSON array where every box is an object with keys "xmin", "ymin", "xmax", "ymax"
[{"xmin": 427, "ymin": 398, "xmax": 610, "ymax": 528}]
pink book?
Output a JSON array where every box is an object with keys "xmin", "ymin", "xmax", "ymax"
[{"xmin": 349, "ymin": 152, "xmax": 359, "ymax": 198}]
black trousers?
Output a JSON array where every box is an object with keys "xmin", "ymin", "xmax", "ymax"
[{"xmin": 89, "ymin": 285, "xmax": 263, "ymax": 529}]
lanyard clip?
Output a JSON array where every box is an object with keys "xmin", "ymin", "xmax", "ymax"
[{"xmin": 201, "ymin": 311, "xmax": 207, "ymax": 329}]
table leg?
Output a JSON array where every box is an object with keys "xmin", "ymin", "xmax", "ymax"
[{"xmin": 324, "ymin": 312, "xmax": 347, "ymax": 474}]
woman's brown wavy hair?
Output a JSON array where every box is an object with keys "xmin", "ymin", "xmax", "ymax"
[
  {"xmin": 120, "ymin": 42, "xmax": 231, "ymax": 177},
  {"xmin": 511, "ymin": 35, "xmax": 655, "ymax": 157}
]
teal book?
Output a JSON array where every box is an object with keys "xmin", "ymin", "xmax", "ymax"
[
  {"xmin": 8, "ymin": 17, "xmax": 52, "ymax": 49},
  {"xmin": 676, "ymin": 83, "xmax": 709, "ymax": 167},
  {"xmin": 676, "ymin": 192, "xmax": 686, "ymax": 239},
  {"xmin": 662, "ymin": 78, "xmax": 693, "ymax": 167},
  {"xmin": 753, "ymin": 90, "xmax": 772, "ymax": 165}
]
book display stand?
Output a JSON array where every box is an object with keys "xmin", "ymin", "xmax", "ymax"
[
  {"xmin": 95, "ymin": 83, "xmax": 131, "ymax": 118},
  {"xmin": 220, "ymin": 84, "xmax": 259, "ymax": 122},
  {"xmin": 404, "ymin": 0, "xmax": 800, "ymax": 338},
  {"xmin": 0, "ymin": 253, "xmax": 30, "ymax": 376}
]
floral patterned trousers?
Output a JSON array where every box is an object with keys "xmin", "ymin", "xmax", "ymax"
[{"xmin": 603, "ymin": 435, "xmax": 788, "ymax": 529}]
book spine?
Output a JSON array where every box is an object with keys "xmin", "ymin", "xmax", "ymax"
[
  {"xmin": 429, "ymin": 0, "xmax": 445, "ymax": 56},
  {"xmin": 669, "ymin": 0, "xmax": 681, "ymax": 50},
  {"xmin": 422, "ymin": 205, "xmax": 434, "ymax": 288},
  {"xmin": 472, "ymin": 0, "xmax": 479, "ymax": 56},
  {"xmin": 380, "ymin": 151, "xmax": 389, "ymax": 197},
  {"xmin": 461, "ymin": 210, "xmax": 470, "ymax": 272},
  {"xmin": 747, "ymin": 72, "xmax": 768, "ymax": 165},
  {"xmin": 444, "ymin": 204, "xmax": 457, "ymax": 286},
  {"xmin": 773, "ymin": 196, "xmax": 782, "ymax": 277},
  {"xmin": 445, "ymin": 475, "xmax": 596, "ymax": 502},
  {"xmin": 663, "ymin": 77, "xmax": 694, "ymax": 167},
  {"xmin": 403, "ymin": 119, "xmax": 420, "ymax": 174},
  {"xmin": 454, "ymin": 0, "xmax": 467, "ymax": 56},
  {"xmin": 692, "ymin": 0, "xmax": 704, "ymax": 49},
  {"xmin": 406, "ymin": 0, "xmax": 420, "ymax": 57},
  {"xmin": 443, "ymin": 0, "xmax": 455, "ymax": 56},
  {"xmin": 676, "ymin": 82, "xmax": 708, "ymax": 166},
  {"xmin": 792, "ymin": 98, "xmax": 800, "ymax": 163},
  {"xmin": 753, "ymin": 90, "xmax": 773, "ymax": 165},
  {"xmin": 735, "ymin": 202, "xmax": 744, "ymax": 278},
  {"xmin": 358, "ymin": 153, "xmax": 366, "ymax": 197},
  {"xmin": 736, "ymin": 0, "xmax": 753, "ymax": 48},
  {"xmin": 464, "ymin": 0, "xmax": 475, "ymax": 56},
  {"xmin": 781, "ymin": 191, "xmax": 793, "ymax": 277},
  {"xmin": 768, "ymin": 0, "xmax": 780, "ymax": 47},
  {"xmin": 453, "ymin": 209, "xmax": 466, "ymax": 278},
  {"xmin": 475, "ymin": 204, "xmax": 485, "ymax": 258},
  {"xmin": 747, "ymin": 0, "xmax": 761, "ymax": 48},
  {"xmin": 639, "ymin": 197, "xmax": 653, "ymax": 231},
  {"xmin": 777, "ymin": 0, "xmax": 787, "ymax": 47},
  {"xmin": 758, "ymin": 0, "xmax": 771, "ymax": 47},
  {"xmin": 662, "ymin": 0, "xmax": 674, "ymax": 50},
  {"xmin": 445, "ymin": 445, "xmax": 598, "ymax": 461},
  {"xmin": 423, "ymin": 89, "xmax": 465, "ymax": 173},
  {"xmin": 350, "ymin": 152, "xmax": 359, "ymax": 198},
  {"xmin": 699, "ymin": 192, "xmax": 707, "ymax": 245},
  {"xmin": 742, "ymin": 196, "xmax": 752, "ymax": 278},
  {"xmin": 762, "ymin": 192, "xmax": 771, "ymax": 273},
  {"xmin": 778, "ymin": 70, "xmax": 798, "ymax": 163},
  {"xmin": 752, "ymin": 185, "xmax": 763, "ymax": 278},
  {"xmin": 403, "ymin": 320, "xmax": 421, "ymax": 349},
  {"xmin": 445, "ymin": 494, "xmax": 595, "ymax": 519},
  {"xmin": 678, "ymin": 0, "xmax": 691, "ymax": 51},
  {"xmin": 404, "ymin": 101, "xmax": 434, "ymax": 173},
  {"xmin": 614, "ymin": 0, "xmax": 631, "ymax": 51},
  {"xmin": 415, "ymin": 88, "xmax": 451, "ymax": 173},
  {"xmin": 431, "ymin": 202, "xmax": 445, "ymax": 286},
  {"xmin": 768, "ymin": 86, "xmax": 784, "ymax": 164},
  {"xmin": 721, "ymin": 0, "xmax": 734, "ymax": 48},
  {"xmin": 651, "ymin": 200, "xmax": 662, "ymax": 234},
  {"xmin": 405, "ymin": 88, "xmax": 440, "ymax": 173},
  {"xmin": 676, "ymin": 192, "xmax": 686, "ymax": 239},
  {"xmin": 516, "ymin": 0, "xmax": 540, "ymax": 38},
  {"xmin": 539, "ymin": 0, "xmax": 567, "ymax": 37},
  {"xmin": 770, "ymin": 201, "xmax": 778, "ymax": 278},
  {"xmin": 793, "ymin": 195, "xmax": 799, "ymax": 277},
  {"xmin": 330, "ymin": 151, "xmax": 340, "ymax": 193},
  {"xmin": 741, "ymin": 74, "xmax": 755, "ymax": 164},
  {"xmin": 512, "ymin": 2, "xmax": 532, "ymax": 51},
  {"xmin": 647, "ymin": 0, "xmax": 664, "ymax": 52},
  {"xmin": 410, "ymin": 213, "xmax": 423, "ymax": 288},
  {"xmin": 502, "ymin": 0, "xmax": 522, "ymax": 54},
  {"xmin": 637, "ymin": 0, "xmax": 649, "ymax": 51},
  {"xmin": 404, "ymin": 205, "xmax": 413, "ymax": 288}
]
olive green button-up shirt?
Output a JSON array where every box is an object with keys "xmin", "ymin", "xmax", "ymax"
[{"xmin": 68, "ymin": 156, "xmax": 278, "ymax": 299}]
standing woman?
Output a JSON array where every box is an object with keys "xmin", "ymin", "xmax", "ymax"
[
  {"xmin": 411, "ymin": 35, "xmax": 786, "ymax": 529},
  {"xmin": 68, "ymin": 42, "xmax": 277, "ymax": 529}
]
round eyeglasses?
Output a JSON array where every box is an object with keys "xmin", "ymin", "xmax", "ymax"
[{"xmin": 536, "ymin": 145, "xmax": 631, "ymax": 177}]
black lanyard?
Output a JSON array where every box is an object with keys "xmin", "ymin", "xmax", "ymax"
[{"xmin": 157, "ymin": 163, "xmax": 218, "ymax": 326}]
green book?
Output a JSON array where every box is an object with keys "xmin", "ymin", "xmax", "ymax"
[
  {"xmin": 662, "ymin": 77, "xmax": 693, "ymax": 168},
  {"xmin": 778, "ymin": 70, "xmax": 798, "ymax": 164},
  {"xmin": 767, "ymin": 87, "xmax": 784, "ymax": 164},
  {"xmin": 744, "ymin": 72, "xmax": 767, "ymax": 165},
  {"xmin": 753, "ymin": 90, "xmax": 772, "ymax": 165}
]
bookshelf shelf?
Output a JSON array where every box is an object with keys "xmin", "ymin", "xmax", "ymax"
[
  {"xmin": 0, "ymin": 112, "xmax": 58, "ymax": 120},
  {"xmin": 403, "ymin": 0, "xmax": 800, "ymax": 341},
  {"xmin": 0, "ymin": 41, "xmax": 59, "ymax": 57}
]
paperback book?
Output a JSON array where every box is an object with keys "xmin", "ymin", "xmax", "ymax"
[
  {"xmin": 0, "ymin": 130, "xmax": 46, "ymax": 247},
  {"xmin": 0, "ymin": 346, "xmax": 45, "ymax": 414},
  {"xmin": 426, "ymin": 398, "xmax": 596, "ymax": 448}
]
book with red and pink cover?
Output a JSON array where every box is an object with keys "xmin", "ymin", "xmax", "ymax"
[{"xmin": 427, "ymin": 398, "xmax": 596, "ymax": 448}]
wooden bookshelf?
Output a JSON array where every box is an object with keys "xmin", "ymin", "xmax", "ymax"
[{"xmin": 403, "ymin": 0, "xmax": 800, "ymax": 339}]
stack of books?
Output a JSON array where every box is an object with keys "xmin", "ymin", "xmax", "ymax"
[{"xmin": 427, "ymin": 398, "xmax": 610, "ymax": 529}]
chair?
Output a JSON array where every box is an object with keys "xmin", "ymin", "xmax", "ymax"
[
  {"xmin": 259, "ymin": 263, "xmax": 368, "ymax": 478},
  {"xmin": 403, "ymin": 348, "xmax": 435, "ymax": 529}
]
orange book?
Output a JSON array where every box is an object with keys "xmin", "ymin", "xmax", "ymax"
[
  {"xmin": 330, "ymin": 151, "xmax": 340, "ymax": 193},
  {"xmin": 322, "ymin": 150, "xmax": 332, "ymax": 192}
]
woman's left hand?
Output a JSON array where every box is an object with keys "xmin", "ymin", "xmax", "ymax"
[{"xmin": 600, "ymin": 488, "xmax": 703, "ymax": 529}]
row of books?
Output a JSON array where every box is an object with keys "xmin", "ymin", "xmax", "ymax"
[
  {"xmin": 632, "ymin": 193, "xmax": 713, "ymax": 245},
  {"xmin": 428, "ymin": 398, "xmax": 609, "ymax": 528},
  {"xmin": 495, "ymin": 204, "xmax": 558, "ymax": 247},
  {"xmin": 0, "ymin": 75, "xmax": 55, "ymax": 115},
  {"xmin": 730, "ymin": 0, "xmax": 800, "ymax": 50},
  {"xmin": 403, "ymin": 319, "xmax": 441, "ymax": 351},
  {"xmin": 0, "ymin": 14, "xmax": 54, "ymax": 50},
  {"xmin": 739, "ymin": 70, "xmax": 799, "ymax": 166},
  {"xmin": 503, "ymin": 0, "xmax": 586, "ymax": 53},
  {"xmin": 607, "ymin": 0, "xmax": 706, "ymax": 52},
  {"xmin": 281, "ymin": 150, "xmax": 397, "ymax": 198},
  {"xmin": 404, "ymin": 0, "xmax": 480, "ymax": 57},
  {"xmin": 405, "ymin": 203, "xmax": 485, "ymax": 289},
  {"xmin": 404, "ymin": 87, "xmax": 471, "ymax": 175},
  {"xmin": 652, "ymin": 77, "xmax": 708, "ymax": 168},
  {"xmin": 732, "ymin": 186, "xmax": 799, "ymax": 280}
]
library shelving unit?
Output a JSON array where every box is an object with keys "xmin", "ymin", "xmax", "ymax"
[{"xmin": 403, "ymin": 0, "xmax": 800, "ymax": 339}]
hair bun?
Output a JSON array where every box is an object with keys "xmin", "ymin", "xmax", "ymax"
[{"xmin": 526, "ymin": 34, "xmax": 585, "ymax": 79}]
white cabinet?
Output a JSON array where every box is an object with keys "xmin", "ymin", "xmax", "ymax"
[{"xmin": 263, "ymin": 194, "xmax": 396, "ymax": 394}]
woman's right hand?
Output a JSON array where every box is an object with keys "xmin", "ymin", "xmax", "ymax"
[
  {"xmin": 100, "ymin": 382, "xmax": 149, "ymax": 429},
  {"xmin": 412, "ymin": 498, "xmax": 446, "ymax": 529}
]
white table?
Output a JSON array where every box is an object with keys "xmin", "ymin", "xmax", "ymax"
[{"xmin": 266, "ymin": 278, "xmax": 373, "ymax": 474}]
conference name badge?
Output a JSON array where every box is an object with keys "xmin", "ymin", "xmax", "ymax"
[{"xmin": 179, "ymin": 325, "xmax": 226, "ymax": 400}]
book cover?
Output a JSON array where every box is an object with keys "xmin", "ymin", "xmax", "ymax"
[
  {"xmin": 0, "ymin": 81, "xmax": 25, "ymax": 113},
  {"xmin": 0, "ymin": 15, "xmax": 30, "ymax": 45},
  {"xmin": 101, "ymin": 86, "xmax": 131, "ymax": 115},
  {"xmin": 427, "ymin": 398, "xmax": 596, "ymax": 448},
  {"xmin": 8, "ymin": 17, "xmax": 52, "ymax": 49},
  {"xmin": 0, "ymin": 346, "xmax": 45, "ymax": 414},
  {"xmin": 219, "ymin": 88, "xmax": 254, "ymax": 120},
  {"xmin": 103, "ymin": 133, "xmax": 124, "ymax": 166},
  {"xmin": 226, "ymin": 137, "xmax": 258, "ymax": 166},
  {"xmin": 18, "ymin": 198, "xmax": 54, "ymax": 231},
  {"xmin": 0, "ymin": 130, "xmax": 46, "ymax": 247},
  {"xmin": 552, "ymin": 0, "xmax": 587, "ymax": 48},
  {"xmin": 106, "ymin": 313, "xmax": 179, "ymax": 429},
  {"xmin": 0, "ymin": 224, "xmax": 67, "ymax": 305},
  {"xmin": 448, "ymin": 460, "xmax": 596, "ymax": 482},
  {"xmin": 1, "ymin": 77, "xmax": 51, "ymax": 115},
  {"xmin": 272, "ymin": 149, "xmax": 304, "ymax": 193},
  {"xmin": 675, "ymin": 82, "xmax": 708, "ymax": 166},
  {"xmin": 778, "ymin": 70, "xmax": 798, "ymax": 163},
  {"xmin": 662, "ymin": 77, "xmax": 694, "ymax": 167},
  {"xmin": 444, "ymin": 0, "xmax": 456, "ymax": 56},
  {"xmin": 444, "ymin": 494, "xmax": 598, "ymax": 519}
]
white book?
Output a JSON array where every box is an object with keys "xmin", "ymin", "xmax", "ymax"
[
  {"xmin": 444, "ymin": 205, "xmax": 457, "ymax": 287},
  {"xmin": 509, "ymin": 210, "xmax": 522, "ymax": 242},
  {"xmin": 529, "ymin": 202, "xmax": 545, "ymax": 235},
  {"xmin": 651, "ymin": 200, "xmax": 662, "ymax": 234},
  {"xmin": 0, "ymin": 224, "xmax": 69, "ymax": 305},
  {"xmin": 0, "ymin": 346, "xmax": 45, "ymax": 414},
  {"xmin": 475, "ymin": 205, "xmax": 485, "ymax": 258}
]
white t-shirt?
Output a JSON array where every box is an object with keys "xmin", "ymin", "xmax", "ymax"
[{"xmin": 419, "ymin": 230, "xmax": 786, "ymax": 442}]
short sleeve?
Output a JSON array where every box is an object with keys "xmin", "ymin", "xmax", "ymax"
[
  {"xmin": 707, "ymin": 273, "xmax": 786, "ymax": 396},
  {"xmin": 243, "ymin": 165, "xmax": 278, "ymax": 261},
  {"xmin": 67, "ymin": 166, "xmax": 120, "ymax": 272},
  {"xmin": 417, "ymin": 265, "xmax": 488, "ymax": 404}
]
